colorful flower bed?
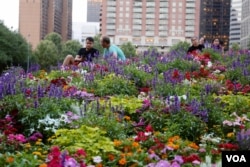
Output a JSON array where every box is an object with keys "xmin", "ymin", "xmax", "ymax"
[{"xmin": 1, "ymin": 48, "xmax": 250, "ymax": 167}]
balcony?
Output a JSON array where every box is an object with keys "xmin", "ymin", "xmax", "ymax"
[{"xmin": 145, "ymin": 31, "xmax": 155, "ymax": 36}]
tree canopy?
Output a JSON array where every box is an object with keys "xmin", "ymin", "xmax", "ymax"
[
  {"xmin": 0, "ymin": 21, "xmax": 29, "ymax": 72},
  {"xmin": 120, "ymin": 42, "xmax": 137, "ymax": 58}
]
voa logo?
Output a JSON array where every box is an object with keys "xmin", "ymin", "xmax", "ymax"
[{"xmin": 226, "ymin": 155, "xmax": 247, "ymax": 163}]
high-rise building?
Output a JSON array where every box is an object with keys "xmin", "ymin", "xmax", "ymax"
[
  {"xmin": 241, "ymin": 0, "xmax": 250, "ymax": 49},
  {"xmin": 87, "ymin": 0, "xmax": 102, "ymax": 22},
  {"xmin": 199, "ymin": 0, "xmax": 231, "ymax": 49},
  {"xmin": 100, "ymin": 0, "xmax": 200, "ymax": 50},
  {"xmin": 229, "ymin": 0, "xmax": 242, "ymax": 47},
  {"xmin": 19, "ymin": 0, "xmax": 72, "ymax": 49}
]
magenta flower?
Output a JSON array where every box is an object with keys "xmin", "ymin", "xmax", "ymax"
[{"xmin": 64, "ymin": 158, "xmax": 79, "ymax": 167}]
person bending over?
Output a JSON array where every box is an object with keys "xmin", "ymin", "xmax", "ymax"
[
  {"xmin": 62, "ymin": 37, "xmax": 99, "ymax": 67},
  {"xmin": 101, "ymin": 36, "xmax": 126, "ymax": 61}
]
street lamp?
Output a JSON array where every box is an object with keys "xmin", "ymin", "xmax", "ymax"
[{"xmin": 27, "ymin": 34, "xmax": 30, "ymax": 72}]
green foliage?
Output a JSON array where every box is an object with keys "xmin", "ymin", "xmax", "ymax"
[
  {"xmin": 169, "ymin": 41, "xmax": 190, "ymax": 52},
  {"xmin": 44, "ymin": 32, "xmax": 62, "ymax": 53},
  {"xmin": 61, "ymin": 40, "xmax": 82, "ymax": 58},
  {"xmin": 231, "ymin": 43, "xmax": 240, "ymax": 51},
  {"xmin": 80, "ymin": 110, "xmax": 129, "ymax": 140},
  {"xmin": 102, "ymin": 96, "xmax": 143, "ymax": 114},
  {"xmin": 93, "ymin": 34, "xmax": 104, "ymax": 54},
  {"xmin": 155, "ymin": 58, "xmax": 200, "ymax": 73},
  {"xmin": 120, "ymin": 42, "xmax": 137, "ymax": 58},
  {"xmin": 124, "ymin": 65, "xmax": 153, "ymax": 87},
  {"xmin": 52, "ymin": 125, "xmax": 118, "ymax": 158},
  {"xmin": 0, "ymin": 22, "xmax": 29, "ymax": 72},
  {"xmin": 0, "ymin": 152, "xmax": 41, "ymax": 167},
  {"xmin": 167, "ymin": 111, "xmax": 207, "ymax": 141},
  {"xmin": 91, "ymin": 73, "xmax": 138, "ymax": 96},
  {"xmin": 34, "ymin": 40, "xmax": 59, "ymax": 70},
  {"xmin": 218, "ymin": 95, "xmax": 250, "ymax": 115}
]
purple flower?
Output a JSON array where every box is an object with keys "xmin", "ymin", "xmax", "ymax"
[
  {"xmin": 148, "ymin": 153, "xmax": 160, "ymax": 161},
  {"xmin": 156, "ymin": 160, "xmax": 170, "ymax": 167},
  {"xmin": 64, "ymin": 158, "xmax": 79, "ymax": 167},
  {"xmin": 174, "ymin": 155, "xmax": 184, "ymax": 164},
  {"xmin": 171, "ymin": 161, "xmax": 181, "ymax": 167}
]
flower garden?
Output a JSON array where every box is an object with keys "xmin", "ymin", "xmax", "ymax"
[{"xmin": 0, "ymin": 48, "xmax": 250, "ymax": 167}]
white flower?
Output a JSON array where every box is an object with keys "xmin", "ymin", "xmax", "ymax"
[
  {"xmin": 213, "ymin": 70, "xmax": 221, "ymax": 74},
  {"xmin": 144, "ymin": 132, "xmax": 152, "ymax": 136},
  {"xmin": 207, "ymin": 61, "xmax": 212, "ymax": 68},
  {"xmin": 93, "ymin": 156, "xmax": 102, "ymax": 163},
  {"xmin": 181, "ymin": 95, "xmax": 187, "ymax": 100},
  {"xmin": 182, "ymin": 79, "xmax": 192, "ymax": 85}
]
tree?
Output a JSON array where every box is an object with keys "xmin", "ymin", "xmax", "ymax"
[
  {"xmin": 0, "ymin": 21, "xmax": 29, "ymax": 72},
  {"xmin": 169, "ymin": 41, "xmax": 190, "ymax": 52},
  {"xmin": 61, "ymin": 40, "xmax": 82, "ymax": 61},
  {"xmin": 44, "ymin": 32, "xmax": 62, "ymax": 54},
  {"xmin": 120, "ymin": 42, "xmax": 137, "ymax": 58},
  {"xmin": 93, "ymin": 34, "xmax": 104, "ymax": 54},
  {"xmin": 34, "ymin": 40, "xmax": 58, "ymax": 70}
]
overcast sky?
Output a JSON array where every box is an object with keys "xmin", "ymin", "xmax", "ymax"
[{"xmin": 0, "ymin": 0, "xmax": 87, "ymax": 31}]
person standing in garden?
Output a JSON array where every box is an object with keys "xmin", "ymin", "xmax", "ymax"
[
  {"xmin": 211, "ymin": 38, "xmax": 224, "ymax": 55},
  {"xmin": 62, "ymin": 37, "xmax": 99, "ymax": 67},
  {"xmin": 101, "ymin": 36, "xmax": 126, "ymax": 61},
  {"xmin": 187, "ymin": 37, "xmax": 205, "ymax": 54}
]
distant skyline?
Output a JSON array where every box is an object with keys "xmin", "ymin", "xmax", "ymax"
[{"xmin": 0, "ymin": 0, "xmax": 87, "ymax": 30}]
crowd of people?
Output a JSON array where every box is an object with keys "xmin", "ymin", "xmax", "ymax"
[{"xmin": 62, "ymin": 36, "xmax": 225, "ymax": 67}]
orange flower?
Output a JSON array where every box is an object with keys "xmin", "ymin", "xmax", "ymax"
[
  {"xmin": 126, "ymin": 152, "xmax": 133, "ymax": 157},
  {"xmin": 6, "ymin": 157, "xmax": 14, "ymax": 163},
  {"xmin": 167, "ymin": 142, "xmax": 179, "ymax": 150},
  {"xmin": 161, "ymin": 154, "xmax": 168, "ymax": 159},
  {"xmin": 96, "ymin": 164, "xmax": 103, "ymax": 167},
  {"xmin": 132, "ymin": 142, "xmax": 139, "ymax": 148},
  {"xmin": 114, "ymin": 140, "xmax": 122, "ymax": 147},
  {"xmin": 168, "ymin": 136, "xmax": 180, "ymax": 143},
  {"xmin": 39, "ymin": 164, "xmax": 47, "ymax": 167},
  {"xmin": 108, "ymin": 154, "xmax": 115, "ymax": 161},
  {"xmin": 129, "ymin": 163, "xmax": 138, "ymax": 167},
  {"xmin": 189, "ymin": 142, "xmax": 199, "ymax": 150},
  {"xmin": 119, "ymin": 158, "xmax": 127, "ymax": 165},
  {"xmin": 124, "ymin": 116, "xmax": 131, "ymax": 121}
]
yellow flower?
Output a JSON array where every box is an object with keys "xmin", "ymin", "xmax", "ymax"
[
  {"xmin": 24, "ymin": 143, "xmax": 31, "ymax": 149},
  {"xmin": 6, "ymin": 157, "xmax": 14, "ymax": 163},
  {"xmin": 33, "ymin": 151, "xmax": 42, "ymax": 156},
  {"xmin": 36, "ymin": 141, "xmax": 42, "ymax": 145},
  {"xmin": 227, "ymin": 132, "xmax": 234, "ymax": 138},
  {"xmin": 119, "ymin": 158, "xmax": 127, "ymax": 165},
  {"xmin": 39, "ymin": 164, "xmax": 47, "ymax": 167}
]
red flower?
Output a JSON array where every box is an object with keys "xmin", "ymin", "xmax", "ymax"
[
  {"xmin": 145, "ymin": 124, "xmax": 154, "ymax": 132},
  {"xmin": 183, "ymin": 154, "xmax": 201, "ymax": 163},
  {"xmin": 135, "ymin": 132, "xmax": 148, "ymax": 142},
  {"xmin": 172, "ymin": 69, "xmax": 180, "ymax": 79},
  {"xmin": 75, "ymin": 149, "xmax": 86, "ymax": 157},
  {"xmin": 218, "ymin": 143, "xmax": 239, "ymax": 150},
  {"xmin": 185, "ymin": 72, "xmax": 191, "ymax": 81}
]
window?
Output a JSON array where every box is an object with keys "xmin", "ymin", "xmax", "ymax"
[{"xmin": 172, "ymin": 8, "xmax": 176, "ymax": 12}]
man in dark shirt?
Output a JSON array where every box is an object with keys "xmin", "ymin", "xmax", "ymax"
[
  {"xmin": 187, "ymin": 37, "xmax": 205, "ymax": 54},
  {"xmin": 62, "ymin": 37, "xmax": 99, "ymax": 66}
]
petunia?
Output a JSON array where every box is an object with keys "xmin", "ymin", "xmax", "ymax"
[{"xmin": 92, "ymin": 156, "xmax": 102, "ymax": 163}]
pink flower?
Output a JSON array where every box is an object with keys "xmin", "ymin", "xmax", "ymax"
[
  {"xmin": 15, "ymin": 134, "xmax": 26, "ymax": 143},
  {"xmin": 192, "ymin": 160, "xmax": 201, "ymax": 165},
  {"xmin": 223, "ymin": 120, "xmax": 233, "ymax": 126}
]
